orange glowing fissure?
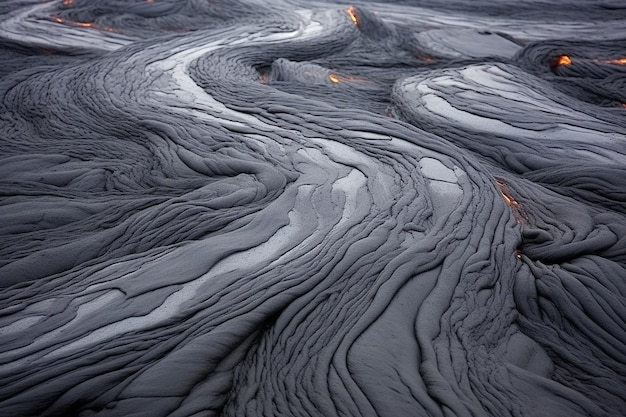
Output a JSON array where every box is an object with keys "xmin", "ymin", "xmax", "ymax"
[
  {"xmin": 496, "ymin": 179, "xmax": 528, "ymax": 224},
  {"xmin": 51, "ymin": 15, "xmax": 116, "ymax": 32},
  {"xmin": 62, "ymin": 0, "xmax": 73, "ymax": 6},
  {"xmin": 346, "ymin": 6, "xmax": 359, "ymax": 25},
  {"xmin": 328, "ymin": 73, "xmax": 368, "ymax": 84},
  {"xmin": 556, "ymin": 55, "xmax": 626, "ymax": 67},
  {"xmin": 594, "ymin": 57, "xmax": 626, "ymax": 65}
]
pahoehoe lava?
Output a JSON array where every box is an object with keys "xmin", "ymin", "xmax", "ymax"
[{"xmin": 0, "ymin": 1, "xmax": 625, "ymax": 416}]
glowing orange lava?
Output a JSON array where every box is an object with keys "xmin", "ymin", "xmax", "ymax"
[
  {"xmin": 595, "ymin": 57, "xmax": 626, "ymax": 65},
  {"xmin": 496, "ymin": 179, "xmax": 528, "ymax": 224},
  {"xmin": 556, "ymin": 55, "xmax": 572, "ymax": 66},
  {"xmin": 327, "ymin": 73, "xmax": 368, "ymax": 84},
  {"xmin": 62, "ymin": 0, "xmax": 73, "ymax": 6},
  {"xmin": 346, "ymin": 6, "xmax": 359, "ymax": 25},
  {"xmin": 51, "ymin": 15, "xmax": 116, "ymax": 32}
]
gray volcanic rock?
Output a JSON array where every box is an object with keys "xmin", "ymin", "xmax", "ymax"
[{"xmin": 0, "ymin": 1, "xmax": 624, "ymax": 416}]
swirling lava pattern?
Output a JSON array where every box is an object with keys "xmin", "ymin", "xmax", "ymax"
[{"xmin": 1, "ymin": 1, "xmax": 625, "ymax": 416}]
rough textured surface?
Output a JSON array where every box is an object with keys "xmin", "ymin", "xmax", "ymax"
[{"xmin": 0, "ymin": 1, "xmax": 625, "ymax": 416}]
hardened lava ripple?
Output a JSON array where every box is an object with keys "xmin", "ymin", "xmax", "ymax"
[{"xmin": 0, "ymin": 1, "xmax": 625, "ymax": 416}]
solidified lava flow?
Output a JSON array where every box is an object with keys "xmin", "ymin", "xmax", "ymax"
[{"xmin": 0, "ymin": 0, "xmax": 625, "ymax": 416}]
